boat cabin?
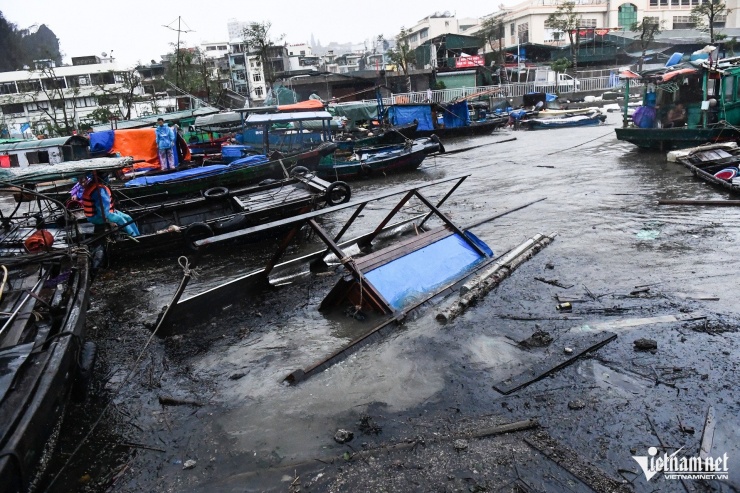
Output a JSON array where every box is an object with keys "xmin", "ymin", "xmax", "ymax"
[
  {"xmin": 0, "ymin": 135, "xmax": 89, "ymax": 168},
  {"xmin": 240, "ymin": 110, "xmax": 334, "ymax": 154}
]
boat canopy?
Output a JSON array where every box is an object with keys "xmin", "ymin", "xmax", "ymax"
[
  {"xmin": 0, "ymin": 135, "xmax": 89, "ymax": 153},
  {"xmin": 387, "ymin": 105, "xmax": 435, "ymax": 131},
  {"xmin": 245, "ymin": 111, "xmax": 333, "ymax": 125},
  {"xmin": 328, "ymin": 102, "xmax": 379, "ymax": 128},
  {"xmin": 89, "ymin": 129, "xmax": 191, "ymax": 171},
  {"xmin": 277, "ymin": 100, "xmax": 324, "ymax": 112},
  {"xmin": 0, "ymin": 157, "xmax": 133, "ymax": 186},
  {"xmin": 193, "ymin": 112, "xmax": 242, "ymax": 129}
]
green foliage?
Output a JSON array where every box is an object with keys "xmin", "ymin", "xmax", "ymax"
[
  {"xmin": 551, "ymin": 58, "xmax": 572, "ymax": 74},
  {"xmin": 691, "ymin": 0, "xmax": 731, "ymax": 43},
  {"xmin": 88, "ymin": 107, "xmax": 118, "ymax": 125},
  {"xmin": 434, "ymin": 81, "xmax": 446, "ymax": 90},
  {"xmin": 726, "ymin": 37, "xmax": 738, "ymax": 56},
  {"xmin": 545, "ymin": 1, "xmax": 581, "ymax": 75},
  {"xmin": 242, "ymin": 21, "xmax": 285, "ymax": 87},
  {"xmin": 386, "ymin": 28, "xmax": 416, "ymax": 75},
  {"xmin": 632, "ymin": 17, "xmax": 664, "ymax": 70}
]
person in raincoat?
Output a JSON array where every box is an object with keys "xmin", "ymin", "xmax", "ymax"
[
  {"xmin": 81, "ymin": 173, "xmax": 140, "ymax": 237},
  {"xmin": 155, "ymin": 117, "xmax": 177, "ymax": 171}
]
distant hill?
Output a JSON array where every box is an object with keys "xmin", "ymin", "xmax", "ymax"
[{"xmin": 0, "ymin": 11, "xmax": 62, "ymax": 71}]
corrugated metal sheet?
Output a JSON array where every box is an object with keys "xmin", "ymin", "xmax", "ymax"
[{"xmin": 0, "ymin": 135, "xmax": 88, "ymax": 152}]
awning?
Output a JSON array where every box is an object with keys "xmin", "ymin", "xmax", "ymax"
[
  {"xmin": 0, "ymin": 157, "xmax": 133, "ymax": 185},
  {"xmin": 277, "ymin": 100, "xmax": 324, "ymax": 112},
  {"xmin": 246, "ymin": 111, "xmax": 333, "ymax": 125}
]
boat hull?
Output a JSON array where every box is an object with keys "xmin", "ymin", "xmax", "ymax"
[{"xmin": 615, "ymin": 126, "xmax": 740, "ymax": 150}]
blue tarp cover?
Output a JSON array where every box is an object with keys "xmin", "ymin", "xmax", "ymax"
[
  {"xmin": 388, "ymin": 105, "xmax": 435, "ymax": 131},
  {"xmin": 90, "ymin": 130, "xmax": 115, "ymax": 154},
  {"xmin": 124, "ymin": 165, "xmax": 229, "ymax": 187},
  {"xmin": 364, "ymin": 231, "xmax": 492, "ymax": 310},
  {"xmin": 442, "ymin": 102, "xmax": 470, "ymax": 128},
  {"xmin": 229, "ymin": 154, "xmax": 269, "ymax": 167}
]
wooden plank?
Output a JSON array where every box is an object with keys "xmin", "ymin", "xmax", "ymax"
[
  {"xmin": 525, "ymin": 431, "xmax": 632, "ymax": 493},
  {"xmin": 492, "ymin": 331, "xmax": 617, "ymax": 395},
  {"xmin": 354, "ymin": 227, "xmax": 453, "ymax": 273},
  {"xmin": 699, "ymin": 406, "xmax": 716, "ymax": 459}
]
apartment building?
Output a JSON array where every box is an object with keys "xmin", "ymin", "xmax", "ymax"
[
  {"xmin": 400, "ymin": 12, "xmax": 481, "ymax": 50},
  {"xmin": 0, "ymin": 56, "xmax": 144, "ymax": 136}
]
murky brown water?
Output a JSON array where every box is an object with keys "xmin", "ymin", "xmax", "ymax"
[{"xmin": 36, "ymin": 113, "xmax": 740, "ymax": 492}]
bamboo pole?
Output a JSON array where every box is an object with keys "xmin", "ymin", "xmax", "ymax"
[{"xmin": 436, "ymin": 232, "xmax": 557, "ymax": 323}]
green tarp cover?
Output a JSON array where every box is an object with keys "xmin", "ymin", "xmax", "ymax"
[
  {"xmin": 328, "ymin": 102, "xmax": 379, "ymax": 129},
  {"xmin": 0, "ymin": 157, "xmax": 133, "ymax": 185}
]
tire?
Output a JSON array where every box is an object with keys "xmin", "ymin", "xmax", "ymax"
[
  {"xmin": 203, "ymin": 187, "xmax": 229, "ymax": 200},
  {"xmin": 291, "ymin": 166, "xmax": 310, "ymax": 177},
  {"xmin": 214, "ymin": 214, "xmax": 248, "ymax": 232},
  {"xmin": 184, "ymin": 222, "xmax": 214, "ymax": 251},
  {"xmin": 325, "ymin": 181, "xmax": 351, "ymax": 206},
  {"xmin": 71, "ymin": 341, "xmax": 97, "ymax": 402}
]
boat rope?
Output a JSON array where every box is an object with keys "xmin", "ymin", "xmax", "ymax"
[
  {"xmin": 43, "ymin": 256, "xmax": 196, "ymax": 493},
  {"xmin": 545, "ymin": 129, "xmax": 614, "ymax": 156}
]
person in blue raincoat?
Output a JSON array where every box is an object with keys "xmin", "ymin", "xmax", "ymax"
[
  {"xmin": 81, "ymin": 173, "xmax": 140, "ymax": 237},
  {"xmin": 155, "ymin": 117, "xmax": 177, "ymax": 171}
]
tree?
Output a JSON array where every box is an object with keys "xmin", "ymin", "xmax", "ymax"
[
  {"xmin": 480, "ymin": 14, "xmax": 507, "ymax": 82},
  {"xmin": 0, "ymin": 12, "xmax": 24, "ymax": 71},
  {"xmin": 31, "ymin": 65, "xmax": 78, "ymax": 136},
  {"xmin": 94, "ymin": 68, "xmax": 142, "ymax": 120},
  {"xmin": 691, "ymin": 0, "xmax": 731, "ymax": 44},
  {"xmin": 545, "ymin": 1, "xmax": 581, "ymax": 85},
  {"xmin": 242, "ymin": 22, "xmax": 285, "ymax": 89},
  {"xmin": 551, "ymin": 57, "xmax": 572, "ymax": 94},
  {"xmin": 164, "ymin": 46, "xmax": 221, "ymax": 104},
  {"xmin": 632, "ymin": 18, "xmax": 663, "ymax": 71},
  {"xmin": 387, "ymin": 28, "xmax": 416, "ymax": 91}
]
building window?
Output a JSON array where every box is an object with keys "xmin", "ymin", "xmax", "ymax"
[
  {"xmin": 580, "ymin": 19, "xmax": 597, "ymax": 28},
  {"xmin": 0, "ymin": 82, "xmax": 18, "ymax": 94},
  {"xmin": 1, "ymin": 103, "xmax": 24, "ymax": 115},
  {"xmin": 618, "ymin": 4, "xmax": 638, "ymax": 28},
  {"xmin": 253, "ymin": 72, "xmax": 262, "ymax": 82},
  {"xmin": 714, "ymin": 14, "xmax": 727, "ymax": 28},
  {"xmin": 517, "ymin": 23, "xmax": 529, "ymax": 43},
  {"xmin": 510, "ymin": 22, "xmax": 515, "ymax": 36},
  {"xmin": 673, "ymin": 15, "xmax": 695, "ymax": 28},
  {"xmin": 207, "ymin": 46, "xmax": 217, "ymax": 51},
  {"xmin": 254, "ymin": 87, "xmax": 263, "ymax": 97},
  {"xmin": 218, "ymin": 45, "xmax": 227, "ymax": 50},
  {"xmin": 98, "ymin": 94, "xmax": 119, "ymax": 105},
  {"xmin": 409, "ymin": 33, "xmax": 419, "ymax": 43},
  {"xmin": 420, "ymin": 28, "xmax": 429, "ymax": 40}
]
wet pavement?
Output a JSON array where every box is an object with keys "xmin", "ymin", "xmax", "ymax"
[{"xmin": 37, "ymin": 112, "xmax": 740, "ymax": 492}]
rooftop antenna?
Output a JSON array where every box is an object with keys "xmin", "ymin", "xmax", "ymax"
[{"xmin": 163, "ymin": 17, "xmax": 195, "ymax": 89}]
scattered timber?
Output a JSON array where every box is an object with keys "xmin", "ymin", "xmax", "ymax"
[
  {"xmin": 658, "ymin": 199, "xmax": 740, "ymax": 206},
  {"xmin": 436, "ymin": 233, "xmax": 557, "ymax": 323}
]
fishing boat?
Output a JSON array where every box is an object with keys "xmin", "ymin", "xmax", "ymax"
[
  {"xmin": 521, "ymin": 110, "xmax": 606, "ymax": 130},
  {"xmin": 315, "ymin": 137, "xmax": 443, "ymax": 180},
  {"xmin": 0, "ymin": 160, "xmax": 123, "ymax": 491},
  {"xmin": 104, "ymin": 174, "xmax": 351, "ymax": 258},
  {"xmin": 615, "ymin": 56, "xmax": 740, "ymax": 150},
  {"xmin": 674, "ymin": 143, "xmax": 740, "ymax": 194},
  {"xmin": 387, "ymin": 102, "xmax": 506, "ymax": 139}
]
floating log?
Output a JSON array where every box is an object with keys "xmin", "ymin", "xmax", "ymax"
[
  {"xmin": 658, "ymin": 199, "xmax": 740, "ymax": 206},
  {"xmin": 436, "ymin": 233, "xmax": 557, "ymax": 323}
]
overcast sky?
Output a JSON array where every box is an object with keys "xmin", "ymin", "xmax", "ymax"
[{"xmin": 2, "ymin": 1, "xmax": 509, "ymax": 68}]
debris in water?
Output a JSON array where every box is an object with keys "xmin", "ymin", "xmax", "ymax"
[
  {"xmin": 334, "ymin": 429, "xmax": 354, "ymax": 444},
  {"xmin": 564, "ymin": 347, "xmax": 574, "ymax": 354},
  {"xmin": 520, "ymin": 330, "xmax": 554, "ymax": 348},
  {"xmin": 568, "ymin": 400, "xmax": 586, "ymax": 410},
  {"xmin": 453, "ymin": 439, "xmax": 469, "ymax": 451},
  {"xmin": 359, "ymin": 414, "xmax": 382, "ymax": 435},
  {"xmin": 183, "ymin": 459, "xmax": 196, "ymax": 470},
  {"xmin": 633, "ymin": 338, "xmax": 658, "ymax": 352}
]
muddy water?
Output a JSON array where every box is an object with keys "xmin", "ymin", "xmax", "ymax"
[{"xmin": 40, "ymin": 113, "xmax": 740, "ymax": 492}]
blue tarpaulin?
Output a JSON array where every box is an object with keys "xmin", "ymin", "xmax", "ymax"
[
  {"xmin": 442, "ymin": 101, "xmax": 470, "ymax": 128},
  {"xmin": 229, "ymin": 154, "xmax": 269, "ymax": 167},
  {"xmin": 90, "ymin": 130, "xmax": 115, "ymax": 154},
  {"xmin": 388, "ymin": 105, "xmax": 435, "ymax": 131},
  {"xmin": 364, "ymin": 231, "xmax": 492, "ymax": 310},
  {"xmin": 124, "ymin": 165, "xmax": 229, "ymax": 187}
]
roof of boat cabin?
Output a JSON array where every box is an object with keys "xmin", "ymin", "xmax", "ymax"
[
  {"xmin": 0, "ymin": 156, "xmax": 133, "ymax": 185},
  {"xmin": 245, "ymin": 111, "xmax": 333, "ymax": 124},
  {"xmin": 0, "ymin": 135, "xmax": 89, "ymax": 152}
]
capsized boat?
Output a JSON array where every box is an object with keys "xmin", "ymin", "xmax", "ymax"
[
  {"xmin": 521, "ymin": 110, "xmax": 607, "ymax": 130},
  {"xmin": 674, "ymin": 142, "xmax": 740, "ymax": 194}
]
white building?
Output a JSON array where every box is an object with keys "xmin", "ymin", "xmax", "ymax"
[
  {"xmin": 400, "ymin": 12, "xmax": 481, "ymax": 49},
  {"xmin": 286, "ymin": 43, "xmax": 320, "ymax": 72},
  {"xmin": 200, "ymin": 41, "xmax": 230, "ymax": 59},
  {"xmin": 228, "ymin": 42, "xmax": 268, "ymax": 104},
  {"xmin": 476, "ymin": 0, "xmax": 738, "ymax": 51},
  {"xmin": 0, "ymin": 58, "xmax": 145, "ymax": 136},
  {"xmin": 227, "ymin": 19, "xmax": 251, "ymax": 42}
]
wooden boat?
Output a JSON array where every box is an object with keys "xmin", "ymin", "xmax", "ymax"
[
  {"xmin": 105, "ymin": 174, "xmax": 351, "ymax": 258},
  {"xmin": 335, "ymin": 122, "xmax": 418, "ymax": 151},
  {"xmin": 675, "ymin": 144, "xmax": 740, "ymax": 194},
  {"xmin": 615, "ymin": 59, "xmax": 740, "ymax": 150},
  {"xmin": 315, "ymin": 137, "xmax": 443, "ymax": 180},
  {"xmin": 0, "ymin": 161, "xmax": 108, "ymax": 492},
  {"xmin": 387, "ymin": 102, "xmax": 506, "ymax": 140},
  {"xmin": 521, "ymin": 111, "xmax": 606, "ymax": 130}
]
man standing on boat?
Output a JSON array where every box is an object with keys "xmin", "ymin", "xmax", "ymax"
[
  {"xmin": 82, "ymin": 173, "xmax": 140, "ymax": 237},
  {"xmin": 155, "ymin": 117, "xmax": 177, "ymax": 171}
]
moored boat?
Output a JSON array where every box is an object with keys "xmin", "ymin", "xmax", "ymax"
[
  {"xmin": 675, "ymin": 143, "xmax": 740, "ymax": 194},
  {"xmin": 315, "ymin": 137, "xmax": 443, "ymax": 180},
  {"xmin": 521, "ymin": 110, "xmax": 606, "ymax": 130}
]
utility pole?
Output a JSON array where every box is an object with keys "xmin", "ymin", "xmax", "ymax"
[{"xmin": 163, "ymin": 17, "xmax": 195, "ymax": 91}]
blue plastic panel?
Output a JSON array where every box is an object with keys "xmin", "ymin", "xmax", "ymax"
[{"xmin": 364, "ymin": 232, "xmax": 491, "ymax": 310}]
